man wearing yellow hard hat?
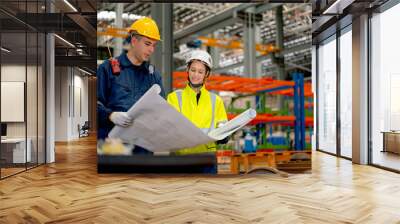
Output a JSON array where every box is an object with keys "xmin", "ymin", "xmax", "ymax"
[{"xmin": 97, "ymin": 17, "xmax": 165, "ymax": 154}]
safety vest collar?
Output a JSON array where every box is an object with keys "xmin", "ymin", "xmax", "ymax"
[{"xmin": 184, "ymin": 84, "xmax": 208, "ymax": 97}]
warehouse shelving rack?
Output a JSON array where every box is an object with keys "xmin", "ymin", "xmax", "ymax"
[
  {"xmin": 173, "ymin": 71, "xmax": 313, "ymax": 151},
  {"xmin": 173, "ymin": 72, "xmax": 313, "ymax": 174}
]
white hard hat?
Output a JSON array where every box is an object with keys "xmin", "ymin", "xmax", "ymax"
[{"xmin": 186, "ymin": 50, "xmax": 213, "ymax": 69}]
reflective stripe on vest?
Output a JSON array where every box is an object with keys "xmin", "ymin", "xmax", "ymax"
[{"xmin": 175, "ymin": 90, "xmax": 216, "ymax": 134}]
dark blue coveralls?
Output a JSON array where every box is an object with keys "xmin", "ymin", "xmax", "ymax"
[{"xmin": 97, "ymin": 53, "xmax": 165, "ymax": 154}]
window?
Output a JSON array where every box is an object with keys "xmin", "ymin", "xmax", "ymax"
[
  {"xmin": 0, "ymin": 0, "xmax": 46, "ymax": 179},
  {"xmin": 371, "ymin": 3, "xmax": 400, "ymax": 171},
  {"xmin": 339, "ymin": 27, "xmax": 352, "ymax": 158},
  {"xmin": 317, "ymin": 35, "xmax": 337, "ymax": 154}
]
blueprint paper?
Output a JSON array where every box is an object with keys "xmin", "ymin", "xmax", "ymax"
[
  {"xmin": 208, "ymin": 108, "xmax": 257, "ymax": 140},
  {"xmin": 108, "ymin": 84, "xmax": 212, "ymax": 152},
  {"xmin": 108, "ymin": 84, "xmax": 256, "ymax": 152}
]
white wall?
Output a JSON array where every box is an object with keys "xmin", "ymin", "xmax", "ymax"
[
  {"xmin": 1, "ymin": 66, "xmax": 25, "ymax": 143},
  {"xmin": 1, "ymin": 65, "xmax": 27, "ymax": 138},
  {"xmin": 1, "ymin": 65, "xmax": 25, "ymax": 82},
  {"xmin": 54, "ymin": 67, "xmax": 89, "ymax": 141},
  {"xmin": 72, "ymin": 72, "xmax": 89, "ymax": 138},
  {"xmin": 55, "ymin": 66, "xmax": 69, "ymax": 141}
]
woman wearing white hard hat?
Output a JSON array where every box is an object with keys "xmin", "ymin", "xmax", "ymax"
[{"xmin": 167, "ymin": 50, "xmax": 229, "ymax": 166}]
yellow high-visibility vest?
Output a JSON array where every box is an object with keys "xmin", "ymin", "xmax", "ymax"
[{"xmin": 167, "ymin": 84, "xmax": 228, "ymax": 155}]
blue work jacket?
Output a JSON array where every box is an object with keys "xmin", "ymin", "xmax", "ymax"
[{"xmin": 97, "ymin": 53, "xmax": 166, "ymax": 141}]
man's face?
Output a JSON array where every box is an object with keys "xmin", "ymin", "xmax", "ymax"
[{"xmin": 131, "ymin": 36, "xmax": 157, "ymax": 62}]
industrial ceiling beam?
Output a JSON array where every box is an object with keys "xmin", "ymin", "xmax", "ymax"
[
  {"xmin": 261, "ymin": 56, "xmax": 312, "ymax": 75},
  {"xmin": 176, "ymin": 17, "xmax": 242, "ymax": 46},
  {"xmin": 254, "ymin": 3, "xmax": 282, "ymax": 14},
  {"xmin": 66, "ymin": 13, "xmax": 97, "ymax": 47},
  {"xmin": 173, "ymin": 3, "xmax": 258, "ymax": 45},
  {"xmin": 285, "ymin": 62, "xmax": 311, "ymax": 72},
  {"xmin": 67, "ymin": 14, "xmax": 96, "ymax": 37},
  {"xmin": 212, "ymin": 42, "xmax": 311, "ymax": 74},
  {"xmin": 176, "ymin": 3, "xmax": 218, "ymax": 13},
  {"xmin": 263, "ymin": 64, "xmax": 311, "ymax": 77},
  {"xmin": 55, "ymin": 56, "xmax": 96, "ymax": 71},
  {"xmin": 124, "ymin": 3, "xmax": 140, "ymax": 12},
  {"xmin": 311, "ymin": 15, "xmax": 335, "ymax": 33}
]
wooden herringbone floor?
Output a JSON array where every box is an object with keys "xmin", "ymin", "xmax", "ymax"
[{"xmin": 1, "ymin": 135, "xmax": 400, "ymax": 224}]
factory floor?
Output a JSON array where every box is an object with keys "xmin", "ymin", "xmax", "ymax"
[{"xmin": 0, "ymin": 135, "xmax": 399, "ymax": 223}]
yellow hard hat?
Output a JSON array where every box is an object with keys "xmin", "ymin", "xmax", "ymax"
[{"xmin": 127, "ymin": 17, "xmax": 161, "ymax": 41}]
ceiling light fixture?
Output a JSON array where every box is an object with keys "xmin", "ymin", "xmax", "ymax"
[
  {"xmin": 322, "ymin": 0, "xmax": 354, "ymax": 15},
  {"xmin": 78, "ymin": 67, "xmax": 92, "ymax": 76},
  {"xmin": 54, "ymin": 34, "xmax": 75, "ymax": 48},
  {"xmin": 1, "ymin": 47, "xmax": 11, "ymax": 53},
  {"xmin": 63, "ymin": 0, "xmax": 78, "ymax": 12}
]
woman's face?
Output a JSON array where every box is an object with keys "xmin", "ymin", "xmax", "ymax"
[{"xmin": 188, "ymin": 60, "xmax": 208, "ymax": 85}]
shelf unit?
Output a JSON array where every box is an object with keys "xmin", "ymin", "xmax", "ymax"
[{"xmin": 173, "ymin": 72, "xmax": 313, "ymax": 151}]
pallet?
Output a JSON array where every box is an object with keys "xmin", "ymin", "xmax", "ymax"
[
  {"xmin": 275, "ymin": 150, "xmax": 311, "ymax": 163},
  {"xmin": 229, "ymin": 151, "xmax": 312, "ymax": 176},
  {"xmin": 277, "ymin": 161, "xmax": 312, "ymax": 171},
  {"xmin": 230, "ymin": 153, "xmax": 288, "ymax": 177}
]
